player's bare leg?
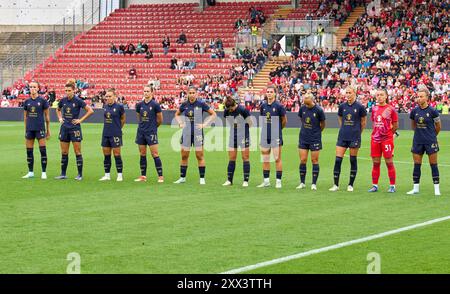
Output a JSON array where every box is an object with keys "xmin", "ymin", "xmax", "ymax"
[{"xmin": 257, "ymin": 147, "xmax": 271, "ymax": 187}]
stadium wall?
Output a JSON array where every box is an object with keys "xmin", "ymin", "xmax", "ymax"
[{"xmin": 1, "ymin": 108, "xmax": 449, "ymax": 130}]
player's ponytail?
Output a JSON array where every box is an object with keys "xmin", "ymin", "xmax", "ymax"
[{"xmin": 224, "ymin": 96, "xmax": 236, "ymax": 109}]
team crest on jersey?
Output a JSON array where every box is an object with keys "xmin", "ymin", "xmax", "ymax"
[
  {"xmin": 377, "ymin": 115, "xmax": 382, "ymax": 122},
  {"xmin": 73, "ymin": 103, "xmax": 76, "ymax": 107},
  {"xmin": 354, "ymin": 109, "xmax": 357, "ymax": 113},
  {"xmin": 273, "ymin": 108, "xmax": 276, "ymax": 112},
  {"xmin": 37, "ymin": 102, "xmax": 41, "ymax": 106},
  {"xmin": 150, "ymin": 107, "xmax": 152, "ymax": 110},
  {"xmin": 113, "ymin": 108, "xmax": 116, "ymax": 112},
  {"xmin": 426, "ymin": 113, "xmax": 429, "ymax": 117},
  {"xmin": 313, "ymin": 113, "xmax": 316, "ymax": 117}
]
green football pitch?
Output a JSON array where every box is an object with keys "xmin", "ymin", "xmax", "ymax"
[{"xmin": 0, "ymin": 121, "xmax": 448, "ymax": 273}]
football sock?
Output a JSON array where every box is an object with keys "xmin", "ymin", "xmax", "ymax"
[
  {"xmin": 312, "ymin": 164, "xmax": 319, "ymax": 185},
  {"xmin": 263, "ymin": 169, "xmax": 270, "ymax": 179},
  {"xmin": 243, "ymin": 161, "xmax": 250, "ymax": 182},
  {"xmin": 76, "ymin": 154, "xmax": 83, "ymax": 177},
  {"xmin": 39, "ymin": 146, "xmax": 47, "ymax": 173},
  {"xmin": 114, "ymin": 155, "xmax": 123, "ymax": 173},
  {"xmin": 349, "ymin": 156, "xmax": 357, "ymax": 186},
  {"xmin": 386, "ymin": 162, "xmax": 396, "ymax": 185},
  {"xmin": 153, "ymin": 156, "xmax": 163, "ymax": 177},
  {"xmin": 61, "ymin": 154, "xmax": 69, "ymax": 176},
  {"xmin": 26, "ymin": 148, "xmax": 34, "ymax": 172},
  {"xmin": 333, "ymin": 156, "xmax": 343, "ymax": 186},
  {"xmin": 431, "ymin": 164, "xmax": 439, "ymax": 184},
  {"xmin": 199, "ymin": 166, "xmax": 206, "ymax": 179},
  {"xmin": 299, "ymin": 163, "xmax": 306, "ymax": 184},
  {"xmin": 372, "ymin": 162, "xmax": 380, "ymax": 185},
  {"xmin": 276, "ymin": 170, "xmax": 282, "ymax": 180},
  {"xmin": 104, "ymin": 155, "xmax": 112, "ymax": 174},
  {"xmin": 227, "ymin": 160, "xmax": 236, "ymax": 182},
  {"xmin": 413, "ymin": 163, "xmax": 421, "ymax": 184},
  {"xmin": 140, "ymin": 155, "xmax": 147, "ymax": 176},
  {"xmin": 180, "ymin": 165, "xmax": 187, "ymax": 178}
]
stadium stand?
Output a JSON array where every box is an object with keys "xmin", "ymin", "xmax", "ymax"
[{"xmin": 1, "ymin": 0, "xmax": 448, "ymax": 115}]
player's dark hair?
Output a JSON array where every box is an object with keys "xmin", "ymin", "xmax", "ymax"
[
  {"xmin": 266, "ymin": 85, "xmax": 277, "ymax": 93},
  {"xmin": 188, "ymin": 86, "xmax": 197, "ymax": 92},
  {"xmin": 65, "ymin": 82, "xmax": 76, "ymax": 90},
  {"xmin": 377, "ymin": 88, "xmax": 389, "ymax": 103},
  {"xmin": 224, "ymin": 96, "xmax": 236, "ymax": 109}
]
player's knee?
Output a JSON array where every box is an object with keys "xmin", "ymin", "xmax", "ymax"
[
  {"xmin": 151, "ymin": 152, "xmax": 159, "ymax": 158},
  {"xmin": 311, "ymin": 159, "xmax": 319, "ymax": 164},
  {"xmin": 113, "ymin": 150, "xmax": 121, "ymax": 157}
]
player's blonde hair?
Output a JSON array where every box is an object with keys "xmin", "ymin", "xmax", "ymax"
[{"xmin": 417, "ymin": 87, "xmax": 430, "ymax": 98}]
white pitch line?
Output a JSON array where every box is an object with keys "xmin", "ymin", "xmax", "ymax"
[
  {"xmin": 348, "ymin": 155, "xmax": 450, "ymax": 167},
  {"xmin": 220, "ymin": 215, "xmax": 450, "ymax": 274}
]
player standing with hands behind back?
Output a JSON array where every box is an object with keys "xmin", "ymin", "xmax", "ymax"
[
  {"xmin": 55, "ymin": 82, "xmax": 94, "ymax": 180},
  {"xmin": 329, "ymin": 86, "xmax": 367, "ymax": 192},
  {"xmin": 22, "ymin": 81, "xmax": 50, "ymax": 179},
  {"xmin": 99, "ymin": 88, "xmax": 126, "ymax": 182},
  {"xmin": 368, "ymin": 89, "xmax": 398, "ymax": 193},
  {"xmin": 407, "ymin": 88, "xmax": 441, "ymax": 196}
]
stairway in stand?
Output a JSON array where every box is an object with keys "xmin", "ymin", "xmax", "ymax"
[
  {"xmin": 238, "ymin": 56, "xmax": 290, "ymax": 96},
  {"xmin": 335, "ymin": 6, "xmax": 365, "ymax": 49}
]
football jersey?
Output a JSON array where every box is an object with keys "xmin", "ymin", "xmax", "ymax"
[
  {"xmin": 58, "ymin": 96, "xmax": 87, "ymax": 128},
  {"xmin": 260, "ymin": 100, "xmax": 286, "ymax": 141},
  {"xmin": 103, "ymin": 102, "xmax": 125, "ymax": 137},
  {"xmin": 178, "ymin": 99, "xmax": 210, "ymax": 131},
  {"xmin": 371, "ymin": 104, "xmax": 398, "ymax": 142},
  {"xmin": 298, "ymin": 104, "xmax": 326, "ymax": 143},
  {"xmin": 409, "ymin": 106, "xmax": 440, "ymax": 144},
  {"xmin": 23, "ymin": 96, "xmax": 49, "ymax": 131},
  {"xmin": 136, "ymin": 99, "xmax": 162, "ymax": 133},
  {"xmin": 337, "ymin": 101, "xmax": 367, "ymax": 141}
]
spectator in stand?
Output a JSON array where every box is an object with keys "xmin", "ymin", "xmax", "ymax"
[
  {"xmin": 118, "ymin": 44, "xmax": 126, "ymax": 54},
  {"xmin": 170, "ymin": 56, "xmax": 178, "ymax": 70},
  {"xmin": 1, "ymin": 97, "xmax": 10, "ymax": 107},
  {"xmin": 271, "ymin": 40, "xmax": 281, "ymax": 57},
  {"xmin": 215, "ymin": 37, "xmax": 223, "ymax": 50},
  {"xmin": 162, "ymin": 35, "xmax": 170, "ymax": 55},
  {"xmin": 177, "ymin": 31, "xmax": 187, "ymax": 44},
  {"xmin": 128, "ymin": 67, "xmax": 137, "ymax": 80},
  {"xmin": 145, "ymin": 49, "xmax": 153, "ymax": 60},
  {"xmin": 110, "ymin": 43, "xmax": 118, "ymax": 54},
  {"xmin": 125, "ymin": 42, "xmax": 135, "ymax": 56},
  {"xmin": 193, "ymin": 42, "xmax": 200, "ymax": 53}
]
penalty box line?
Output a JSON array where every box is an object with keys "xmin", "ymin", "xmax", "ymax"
[{"xmin": 220, "ymin": 215, "xmax": 450, "ymax": 274}]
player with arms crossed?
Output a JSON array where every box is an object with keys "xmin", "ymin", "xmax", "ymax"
[
  {"xmin": 134, "ymin": 86, "xmax": 164, "ymax": 182},
  {"xmin": 329, "ymin": 86, "xmax": 367, "ymax": 192},
  {"xmin": 368, "ymin": 89, "xmax": 398, "ymax": 193},
  {"xmin": 22, "ymin": 81, "xmax": 50, "ymax": 179},
  {"xmin": 407, "ymin": 88, "xmax": 441, "ymax": 196},
  {"xmin": 258, "ymin": 85, "xmax": 287, "ymax": 188},
  {"xmin": 222, "ymin": 96, "xmax": 252, "ymax": 187},
  {"xmin": 55, "ymin": 82, "xmax": 94, "ymax": 180},
  {"xmin": 99, "ymin": 88, "xmax": 126, "ymax": 182},
  {"xmin": 173, "ymin": 86, "xmax": 216, "ymax": 185},
  {"xmin": 297, "ymin": 92, "xmax": 326, "ymax": 190}
]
